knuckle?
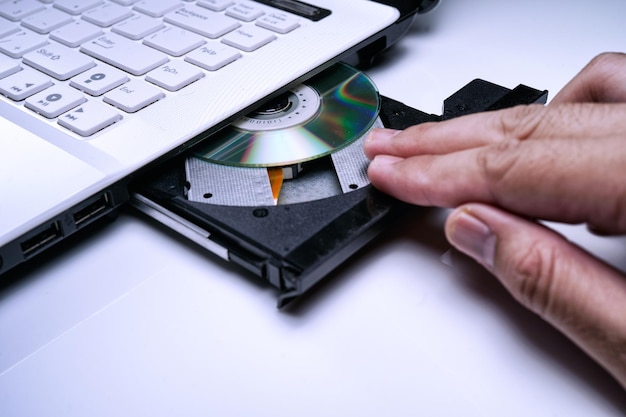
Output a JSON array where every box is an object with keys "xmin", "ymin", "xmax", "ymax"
[
  {"xmin": 503, "ymin": 239, "xmax": 559, "ymax": 316},
  {"xmin": 582, "ymin": 53, "xmax": 626, "ymax": 101},
  {"xmin": 495, "ymin": 104, "xmax": 590, "ymax": 141},
  {"xmin": 587, "ymin": 52, "xmax": 626, "ymax": 74},
  {"xmin": 475, "ymin": 140, "xmax": 526, "ymax": 197},
  {"xmin": 402, "ymin": 122, "xmax": 436, "ymax": 145},
  {"xmin": 494, "ymin": 105, "xmax": 546, "ymax": 140}
]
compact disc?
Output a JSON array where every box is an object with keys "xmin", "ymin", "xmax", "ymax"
[{"xmin": 194, "ymin": 63, "xmax": 380, "ymax": 167}]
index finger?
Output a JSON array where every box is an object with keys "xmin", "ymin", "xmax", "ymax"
[{"xmin": 365, "ymin": 102, "xmax": 626, "ymax": 160}]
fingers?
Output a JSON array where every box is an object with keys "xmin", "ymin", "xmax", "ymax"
[
  {"xmin": 364, "ymin": 102, "xmax": 626, "ymax": 161},
  {"xmin": 552, "ymin": 52, "xmax": 626, "ymax": 104},
  {"xmin": 364, "ymin": 105, "xmax": 546, "ymax": 159},
  {"xmin": 368, "ymin": 135, "xmax": 626, "ymax": 233},
  {"xmin": 445, "ymin": 204, "xmax": 626, "ymax": 389},
  {"xmin": 365, "ymin": 101, "xmax": 626, "ymax": 233}
]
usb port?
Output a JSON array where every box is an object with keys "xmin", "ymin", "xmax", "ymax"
[
  {"xmin": 73, "ymin": 193, "xmax": 111, "ymax": 228},
  {"xmin": 21, "ymin": 222, "xmax": 62, "ymax": 258}
]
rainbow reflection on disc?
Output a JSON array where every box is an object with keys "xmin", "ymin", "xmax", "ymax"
[{"xmin": 194, "ymin": 63, "xmax": 380, "ymax": 167}]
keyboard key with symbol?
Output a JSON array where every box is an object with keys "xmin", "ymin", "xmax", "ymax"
[
  {"xmin": 25, "ymin": 85, "xmax": 87, "ymax": 118},
  {"xmin": 58, "ymin": 100, "xmax": 122, "ymax": 136},
  {"xmin": 70, "ymin": 65, "xmax": 129, "ymax": 96},
  {"xmin": 80, "ymin": 33, "xmax": 169, "ymax": 75},
  {"xmin": 23, "ymin": 43, "xmax": 96, "ymax": 80},
  {"xmin": 0, "ymin": 68, "xmax": 53, "ymax": 100},
  {"xmin": 103, "ymin": 80, "xmax": 165, "ymax": 112}
]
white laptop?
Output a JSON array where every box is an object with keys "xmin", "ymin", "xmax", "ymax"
[{"xmin": 0, "ymin": 0, "xmax": 438, "ymax": 275}]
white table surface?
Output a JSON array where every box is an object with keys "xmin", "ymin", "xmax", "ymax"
[{"xmin": 2, "ymin": 1, "xmax": 626, "ymax": 415}]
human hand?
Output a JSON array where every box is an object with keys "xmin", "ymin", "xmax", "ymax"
[{"xmin": 364, "ymin": 52, "xmax": 626, "ymax": 388}]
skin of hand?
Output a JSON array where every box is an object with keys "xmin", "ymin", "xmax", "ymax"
[{"xmin": 363, "ymin": 52, "xmax": 626, "ymax": 389}]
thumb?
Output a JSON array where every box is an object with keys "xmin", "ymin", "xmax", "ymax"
[{"xmin": 445, "ymin": 203, "xmax": 626, "ymax": 389}]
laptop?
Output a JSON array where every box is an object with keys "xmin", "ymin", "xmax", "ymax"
[{"xmin": 0, "ymin": 0, "xmax": 438, "ymax": 276}]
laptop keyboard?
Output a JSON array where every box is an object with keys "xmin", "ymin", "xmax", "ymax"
[{"xmin": 0, "ymin": 0, "xmax": 302, "ymax": 137}]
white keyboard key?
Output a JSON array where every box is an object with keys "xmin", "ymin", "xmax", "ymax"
[
  {"xmin": 82, "ymin": 3, "xmax": 133, "ymax": 27},
  {"xmin": 0, "ymin": 67, "xmax": 52, "ymax": 100},
  {"xmin": 81, "ymin": 33, "xmax": 168, "ymax": 75},
  {"xmin": 50, "ymin": 20, "xmax": 104, "ymax": 47},
  {"xmin": 222, "ymin": 26, "xmax": 276, "ymax": 52},
  {"xmin": 0, "ymin": 54, "xmax": 21, "ymax": 78},
  {"xmin": 54, "ymin": 0, "xmax": 104, "ymax": 16},
  {"xmin": 21, "ymin": 8, "xmax": 74, "ymax": 34},
  {"xmin": 143, "ymin": 26, "xmax": 205, "ymax": 56},
  {"xmin": 70, "ymin": 65, "xmax": 129, "ymax": 96},
  {"xmin": 164, "ymin": 4, "xmax": 240, "ymax": 39},
  {"xmin": 104, "ymin": 80, "xmax": 165, "ymax": 112},
  {"xmin": 0, "ymin": 29, "xmax": 48, "ymax": 58},
  {"xmin": 58, "ymin": 99, "xmax": 122, "ymax": 136},
  {"xmin": 184, "ymin": 42, "xmax": 240, "ymax": 71},
  {"xmin": 256, "ymin": 12, "xmax": 300, "ymax": 34},
  {"xmin": 23, "ymin": 43, "xmax": 95, "ymax": 80},
  {"xmin": 25, "ymin": 84, "xmax": 86, "ymax": 118},
  {"xmin": 226, "ymin": 3, "xmax": 264, "ymax": 22},
  {"xmin": 133, "ymin": 0, "xmax": 182, "ymax": 17},
  {"xmin": 111, "ymin": 0, "xmax": 140, "ymax": 5},
  {"xmin": 197, "ymin": 0, "xmax": 235, "ymax": 12},
  {"xmin": 112, "ymin": 13, "xmax": 164, "ymax": 40},
  {"xmin": 146, "ymin": 60, "xmax": 204, "ymax": 91},
  {"xmin": 0, "ymin": 19, "xmax": 20, "ymax": 38},
  {"xmin": 0, "ymin": 0, "xmax": 45, "ymax": 22}
]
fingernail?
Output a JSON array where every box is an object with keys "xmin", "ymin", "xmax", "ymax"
[
  {"xmin": 367, "ymin": 128, "xmax": 401, "ymax": 143},
  {"xmin": 446, "ymin": 208, "xmax": 496, "ymax": 269}
]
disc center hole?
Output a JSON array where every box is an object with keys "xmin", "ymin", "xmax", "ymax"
[{"xmin": 253, "ymin": 94, "xmax": 293, "ymax": 116}]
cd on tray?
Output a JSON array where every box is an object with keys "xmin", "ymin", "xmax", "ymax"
[
  {"xmin": 131, "ymin": 63, "xmax": 548, "ymax": 307},
  {"xmin": 195, "ymin": 64, "xmax": 379, "ymax": 167},
  {"xmin": 186, "ymin": 64, "xmax": 381, "ymax": 206}
]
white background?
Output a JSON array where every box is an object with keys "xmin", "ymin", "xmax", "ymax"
[{"xmin": 2, "ymin": 0, "xmax": 626, "ymax": 415}]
